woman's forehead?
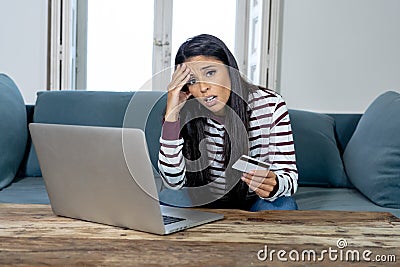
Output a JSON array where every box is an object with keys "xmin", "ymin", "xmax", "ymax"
[
  {"xmin": 185, "ymin": 56, "xmax": 224, "ymax": 66},
  {"xmin": 185, "ymin": 57, "xmax": 227, "ymax": 74}
]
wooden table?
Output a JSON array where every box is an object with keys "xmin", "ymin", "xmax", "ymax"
[{"xmin": 0, "ymin": 204, "xmax": 399, "ymax": 266}]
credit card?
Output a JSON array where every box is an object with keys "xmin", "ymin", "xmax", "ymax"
[{"xmin": 232, "ymin": 155, "xmax": 270, "ymax": 173}]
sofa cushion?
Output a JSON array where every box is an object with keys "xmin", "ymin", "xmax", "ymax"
[
  {"xmin": 0, "ymin": 177, "xmax": 49, "ymax": 204},
  {"xmin": 327, "ymin": 114, "xmax": 362, "ymax": 154},
  {"xmin": 23, "ymin": 90, "xmax": 166, "ymax": 177},
  {"xmin": 343, "ymin": 91, "xmax": 400, "ymax": 209},
  {"xmin": 0, "ymin": 74, "xmax": 28, "ymax": 189},
  {"xmin": 294, "ymin": 186, "xmax": 400, "ymax": 218},
  {"xmin": 289, "ymin": 110, "xmax": 350, "ymax": 187}
]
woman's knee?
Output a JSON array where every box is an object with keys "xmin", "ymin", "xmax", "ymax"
[{"xmin": 249, "ymin": 196, "xmax": 298, "ymax": 211}]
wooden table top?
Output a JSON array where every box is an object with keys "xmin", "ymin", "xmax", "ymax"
[{"xmin": 0, "ymin": 203, "xmax": 399, "ymax": 266}]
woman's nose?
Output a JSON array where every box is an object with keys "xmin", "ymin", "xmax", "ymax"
[{"xmin": 199, "ymin": 82, "xmax": 209, "ymax": 93}]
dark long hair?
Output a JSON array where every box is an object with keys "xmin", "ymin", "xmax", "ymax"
[{"xmin": 175, "ymin": 34, "xmax": 257, "ymax": 207}]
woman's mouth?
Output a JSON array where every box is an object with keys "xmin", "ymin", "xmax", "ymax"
[{"xmin": 204, "ymin": 95, "xmax": 218, "ymax": 106}]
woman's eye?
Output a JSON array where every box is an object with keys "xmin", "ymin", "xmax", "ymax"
[
  {"xmin": 206, "ymin": 70, "xmax": 216, "ymax": 77},
  {"xmin": 187, "ymin": 78, "xmax": 197, "ymax": 85}
]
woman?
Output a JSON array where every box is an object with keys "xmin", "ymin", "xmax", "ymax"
[{"xmin": 158, "ymin": 34, "xmax": 298, "ymax": 211}]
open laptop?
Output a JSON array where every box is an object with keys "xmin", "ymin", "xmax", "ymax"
[{"xmin": 29, "ymin": 123, "xmax": 223, "ymax": 235}]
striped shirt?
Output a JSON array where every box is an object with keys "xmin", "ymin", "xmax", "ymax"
[{"xmin": 158, "ymin": 89, "xmax": 298, "ymax": 202}]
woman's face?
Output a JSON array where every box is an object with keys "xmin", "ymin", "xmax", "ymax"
[{"xmin": 185, "ymin": 56, "xmax": 231, "ymax": 116}]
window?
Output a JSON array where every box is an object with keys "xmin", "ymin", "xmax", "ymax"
[{"xmin": 50, "ymin": 0, "xmax": 280, "ymax": 91}]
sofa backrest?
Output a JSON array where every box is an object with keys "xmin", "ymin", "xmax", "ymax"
[
  {"xmin": 327, "ymin": 113, "xmax": 362, "ymax": 154},
  {"xmin": 19, "ymin": 91, "xmax": 362, "ymax": 189},
  {"xmin": 20, "ymin": 90, "xmax": 167, "ymax": 177},
  {"xmin": 289, "ymin": 110, "xmax": 361, "ymax": 188}
]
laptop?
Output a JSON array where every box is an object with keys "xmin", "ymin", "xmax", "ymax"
[{"xmin": 29, "ymin": 123, "xmax": 223, "ymax": 235}]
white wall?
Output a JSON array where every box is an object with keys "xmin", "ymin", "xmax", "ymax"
[
  {"xmin": 278, "ymin": 0, "xmax": 400, "ymax": 113},
  {"xmin": 0, "ymin": 0, "xmax": 48, "ymax": 104}
]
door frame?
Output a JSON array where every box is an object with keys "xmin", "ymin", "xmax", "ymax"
[
  {"xmin": 236, "ymin": 0, "xmax": 281, "ymax": 91},
  {"xmin": 75, "ymin": 0, "xmax": 88, "ymax": 90},
  {"xmin": 152, "ymin": 0, "xmax": 173, "ymax": 91}
]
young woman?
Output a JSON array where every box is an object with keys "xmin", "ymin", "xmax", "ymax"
[{"xmin": 158, "ymin": 34, "xmax": 298, "ymax": 211}]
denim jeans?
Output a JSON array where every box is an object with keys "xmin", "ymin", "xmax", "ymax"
[
  {"xmin": 249, "ymin": 196, "xmax": 298, "ymax": 211},
  {"xmin": 159, "ymin": 187, "xmax": 298, "ymax": 210}
]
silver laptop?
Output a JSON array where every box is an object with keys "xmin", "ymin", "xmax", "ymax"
[{"xmin": 29, "ymin": 123, "xmax": 223, "ymax": 235}]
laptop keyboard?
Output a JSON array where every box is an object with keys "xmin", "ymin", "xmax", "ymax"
[{"xmin": 162, "ymin": 215, "xmax": 186, "ymax": 225}]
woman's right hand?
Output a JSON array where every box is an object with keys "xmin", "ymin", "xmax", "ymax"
[{"xmin": 164, "ymin": 63, "xmax": 192, "ymax": 122}]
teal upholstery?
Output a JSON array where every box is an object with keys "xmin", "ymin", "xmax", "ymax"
[
  {"xmin": 122, "ymin": 91, "xmax": 166, "ymax": 172},
  {"xmin": 0, "ymin": 177, "xmax": 49, "ymax": 204},
  {"xmin": 23, "ymin": 90, "xmax": 166, "ymax": 177},
  {"xmin": 294, "ymin": 187, "xmax": 400, "ymax": 218},
  {"xmin": 328, "ymin": 113, "xmax": 362, "ymax": 154},
  {"xmin": 0, "ymin": 74, "xmax": 28, "ymax": 189},
  {"xmin": 289, "ymin": 110, "xmax": 350, "ymax": 187},
  {"xmin": 344, "ymin": 91, "xmax": 400, "ymax": 208}
]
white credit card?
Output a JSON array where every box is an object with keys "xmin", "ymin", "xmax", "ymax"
[{"xmin": 232, "ymin": 155, "xmax": 271, "ymax": 173}]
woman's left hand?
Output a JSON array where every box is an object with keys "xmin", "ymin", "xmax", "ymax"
[{"xmin": 241, "ymin": 170, "xmax": 278, "ymax": 198}]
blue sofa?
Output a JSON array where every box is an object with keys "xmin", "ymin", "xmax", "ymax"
[{"xmin": 1, "ymin": 74, "xmax": 399, "ymax": 217}]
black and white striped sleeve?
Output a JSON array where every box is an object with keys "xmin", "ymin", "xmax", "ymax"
[
  {"xmin": 157, "ymin": 120, "xmax": 186, "ymax": 189},
  {"xmin": 265, "ymin": 95, "xmax": 298, "ymax": 201}
]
